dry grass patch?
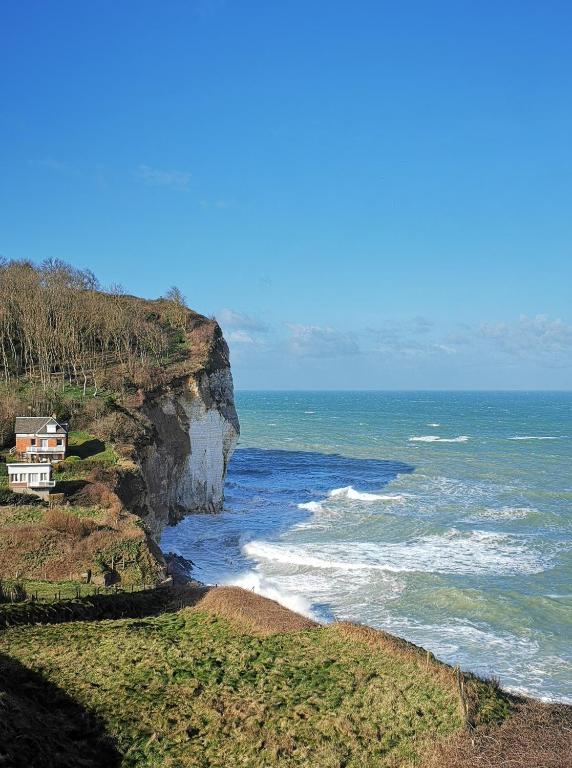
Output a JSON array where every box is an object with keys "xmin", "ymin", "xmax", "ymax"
[
  {"xmin": 425, "ymin": 698, "xmax": 572, "ymax": 768},
  {"xmin": 43, "ymin": 508, "xmax": 95, "ymax": 537},
  {"xmin": 195, "ymin": 586, "xmax": 318, "ymax": 635},
  {"xmin": 0, "ymin": 503, "xmax": 161, "ymax": 585}
]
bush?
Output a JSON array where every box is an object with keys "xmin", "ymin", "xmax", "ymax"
[
  {"xmin": 0, "ymin": 579, "xmax": 28, "ymax": 603},
  {"xmin": 42, "ymin": 509, "xmax": 94, "ymax": 538},
  {"xmin": 95, "ymin": 411, "xmax": 142, "ymax": 444}
]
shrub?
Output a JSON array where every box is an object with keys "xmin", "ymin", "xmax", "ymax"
[
  {"xmin": 42, "ymin": 509, "xmax": 94, "ymax": 538},
  {"xmin": 0, "ymin": 579, "xmax": 28, "ymax": 603},
  {"xmin": 95, "ymin": 410, "xmax": 142, "ymax": 444}
]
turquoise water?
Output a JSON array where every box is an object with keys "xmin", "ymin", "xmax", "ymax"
[{"xmin": 162, "ymin": 391, "xmax": 572, "ymax": 702}]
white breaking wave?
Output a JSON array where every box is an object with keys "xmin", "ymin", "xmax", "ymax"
[
  {"xmin": 227, "ymin": 571, "xmax": 315, "ymax": 618},
  {"xmin": 427, "ymin": 423, "xmax": 441, "ymax": 427},
  {"xmin": 508, "ymin": 436, "xmax": 561, "ymax": 441},
  {"xmin": 328, "ymin": 486, "xmax": 407, "ymax": 502},
  {"xmin": 409, "ymin": 435, "xmax": 469, "ymax": 443},
  {"xmin": 297, "ymin": 501, "xmax": 323, "ymax": 512},
  {"xmin": 243, "ymin": 529, "xmax": 548, "ymax": 576}
]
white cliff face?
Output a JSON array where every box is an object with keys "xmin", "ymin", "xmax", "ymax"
[
  {"xmin": 139, "ymin": 367, "xmax": 239, "ymax": 536},
  {"xmin": 177, "ymin": 374, "xmax": 238, "ymax": 513}
]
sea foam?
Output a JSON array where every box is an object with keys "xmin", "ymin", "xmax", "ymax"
[
  {"xmin": 470, "ymin": 506, "xmax": 533, "ymax": 521},
  {"xmin": 297, "ymin": 501, "xmax": 323, "ymax": 512},
  {"xmin": 228, "ymin": 571, "xmax": 315, "ymax": 618},
  {"xmin": 409, "ymin": 435, "xmax": 469, "ymax": 443},
  {"xmin": 328, "ymin": 486, "xmax": 406, "ymax": 502},
  {"xmin": 243, "ymin": 529, "xmax": 548, "ymax": 576}
]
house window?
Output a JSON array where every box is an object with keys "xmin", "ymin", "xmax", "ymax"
[
  {"xmin": 30, "ymin": 439, "xmax": 36, "ymax": 446},
  {"xmin": 57, "ymin": 439, "xmax": 63, "ymax": 446}
]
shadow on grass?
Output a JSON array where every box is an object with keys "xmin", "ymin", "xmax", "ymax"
[
  {"xmin": 0, "ymin": 584, "xmax": 209, "ymax": 629},
  {"xmin": 53, "ymin": 479, "xmax": 89, "ymax": 497},
  {"xmin": 68, "ymin": 439, "xmax": 105, "ymax": 459},
  {"xmin": 0, "ymin": 652, "xmax": 120, "ymax": 767}
]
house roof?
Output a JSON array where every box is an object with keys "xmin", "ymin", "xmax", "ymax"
[
  {"xmin": 14, "ymin": 416, "xmax": 68, "ymax": 435},
  {"xmin": 8, "ymin": 462, "xmax": 53, "ymax": 472}
]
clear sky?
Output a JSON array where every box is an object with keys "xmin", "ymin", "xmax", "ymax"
[{"xmin": 1, "ymin": 1, "xmax": 571, "ymax": 389}]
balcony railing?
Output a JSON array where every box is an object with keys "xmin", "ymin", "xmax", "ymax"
[
  {"xmin": 31, "ymin": 480, "xmax": 56, "ymax": 488},
  {"xmin": 25, "ymin": 446, "xmax": 64, "ymax": 453}
]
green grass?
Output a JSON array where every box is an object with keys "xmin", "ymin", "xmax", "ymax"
[
  {"xmin": 0, "ymin": 577, "xmax": 142, "ymax": 602},
  {"xmin": 1, "ymin": 506, "xmax": 45, "ymax": 525},
  {"xmin": 67, "ymin": 430, "xmax": 117, "ymax": 462},
  {"xmin": 52, "ymin": 431, "xmax": 118, "ymax": 485},
  {"xmin": 0, "ymin": 608, "xmax": 510, "ymax": 768},
  {"xmin": 0, "ymin": 471, "xmax": 8, "ymax": 491},
  {"xmin": 0, "ymin": 505, "xmax": 103, "ymax": 527},
  {"xmin": 1, "ymin": 578, "xmax": 91, "ymax": 601}
]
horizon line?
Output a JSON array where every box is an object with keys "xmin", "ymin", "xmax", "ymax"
[{"xmin": 234, "ymin": 388, "xmax": 572, "ymax": 393}]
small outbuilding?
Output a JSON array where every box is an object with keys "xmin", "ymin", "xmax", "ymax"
[{"xmin": 7, "ymin": 462, "xmax": 55, "ymax": 499}]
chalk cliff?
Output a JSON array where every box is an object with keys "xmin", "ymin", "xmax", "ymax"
[
  {"xmin": 137, "ymin": 321, "xmax": 239, "ymax": 537},
  {"xmin": 111, "ymin": 310, "xmax": 239, "ymax": 539}
]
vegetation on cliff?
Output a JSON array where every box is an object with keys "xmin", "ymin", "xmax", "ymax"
[
  {"xmin": 0, "ymin": 258, "xmax": 184, "ymax": 392},
  {"xmin": 0, "ymin": 257, "xmax": 224, "ymax": 450},
  {"xmin": 0, "ymin": 258, "xmax": 233, "ymax": 591}
]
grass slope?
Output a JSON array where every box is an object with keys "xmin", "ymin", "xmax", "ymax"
[
  {"xmin": 0, "ymin": 500, "xmax": 159, "ymax": 586},
  {"xmin": 0, "ymin": 587, "xmax": 511, "ymax": 768}
]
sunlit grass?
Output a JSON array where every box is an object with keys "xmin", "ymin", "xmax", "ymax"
[{"xmin": 0, "ymin": 605, "xmax": 511, "ymax": 768}]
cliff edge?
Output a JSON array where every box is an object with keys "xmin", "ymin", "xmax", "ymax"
[
  {"xmin": 0, "ymin": 259, "xmax": 239, "ymax": 584},
  {"xmin": 134, "ymin": 313, "xmax": 240, "ymax": 535}
]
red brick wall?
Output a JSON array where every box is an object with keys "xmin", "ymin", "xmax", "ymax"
[{"xmin": 15, "ymin": 434, "xmax": 67, "ymax": 455}]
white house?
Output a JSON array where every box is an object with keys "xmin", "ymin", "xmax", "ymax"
[{"xmin": 7, "ymin": 462, "xmax": 55, "ymax": 498}]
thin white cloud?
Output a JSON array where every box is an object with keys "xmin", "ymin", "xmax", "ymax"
[
  {"xmin": 480, "ymin": 315, "xmax": 572, "ymax": 361},
  {"xmin": 217, "ymin": 309, "xmax": 269, "ymax": 333},
  {"xmin": 135, "ymin": 164, "xmax": 191, "ymax": 190},
  {"xmin": 366, "ymin": 320, "xmax": 452, "ymax": 358},
  {"xmin": 287, "ymin": 324, "xmax": 360, "ymax": 358},
  {"xmin": 228, "ymin": 330, "xmax": 255, "ymax": 344},
  {"xmin": 411, "ymin": 316, "xmax": 434, "ymax": 334}
]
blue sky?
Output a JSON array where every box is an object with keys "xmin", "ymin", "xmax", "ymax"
[{"xmin": 1, "ymin": 1, "xmax": 571, "ymax": 389}]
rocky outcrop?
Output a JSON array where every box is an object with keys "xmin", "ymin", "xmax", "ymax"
[{"xmin": 135, "ymin": 325, "xmax": 239, "ymax": 537}]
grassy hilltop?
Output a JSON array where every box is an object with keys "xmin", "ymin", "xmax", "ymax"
[
  {"xmin": 0, "ymin": 587, "xmax": 508, "ymax": 768},
  {"xmin": 0, "ymin": 586, "xmax": 569, "ymax": 768}
]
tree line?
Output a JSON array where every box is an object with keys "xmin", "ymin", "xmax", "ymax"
[{"xmin": 0, "ymin": 258, "xmax": 188, "ymax": 394}]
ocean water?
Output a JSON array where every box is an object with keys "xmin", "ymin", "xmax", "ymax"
[{"xmin": 161, "ymin": 391, "xmax": 572, "ymax": 703}]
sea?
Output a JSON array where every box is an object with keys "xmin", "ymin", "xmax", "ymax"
[{"xmin": 161, "ymin": 391, "xmax": 572, "ymax": 703}]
